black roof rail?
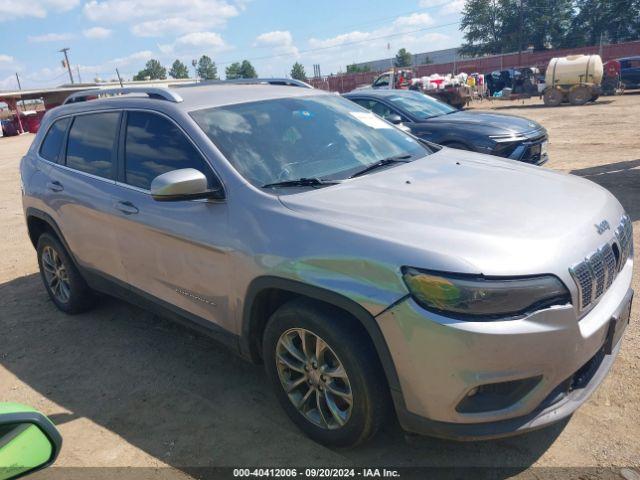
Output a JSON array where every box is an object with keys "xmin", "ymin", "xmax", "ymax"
[
  {"xmin": 178, "ymin": 78, "xmax": 314, "ymax": 89},
  {"xmin": 63, "ymin": 87, "xmax": 183, "ymax": 105}
]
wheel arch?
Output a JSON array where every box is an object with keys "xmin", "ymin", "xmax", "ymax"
[
  {"xmin": 26, "ymin": 208, "xmax": 81, "ymax": 271},
  {"xmin": 241, "ymin": 276, "xmax": 401, "ymax": 392}
]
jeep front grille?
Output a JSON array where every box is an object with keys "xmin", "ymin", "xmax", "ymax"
[{"xmin": 570, "ymin": 215, "xmax": 633, "ymax": 311}]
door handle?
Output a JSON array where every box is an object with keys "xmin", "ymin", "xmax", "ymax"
[
  {"xmin": 47, "ymin": 181, "xmax": 64, "ymax": 192},
  {"xmin": 115, "ymin": 200, "xmax": 139, "ymax": 215}
]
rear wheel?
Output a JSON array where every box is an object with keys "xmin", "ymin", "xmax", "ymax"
[
  {"xmin": 568, "ymin": 85, "xmax": 592, "ymax": 106},
  {"xmin": 543, "ymin": 88, "xmax": 563, "ymax": 106},
  {"xmin": 37, "ymin": 233, "xmax": 97, "ymax": 314},
  {"xmin": 263, "ymin": 299, "xmax": 389, "ymax": 447}
]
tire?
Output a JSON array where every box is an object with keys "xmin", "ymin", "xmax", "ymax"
[
  {"xmin": 543, "ymin": 88, "xmax": 563, "ymax": 106},
  {"xmin": 37, "ymin": 233, "xmax": 97, "ymax": 314},
  {"xmin": 568, "ymin": 85, "xmax": 591, "ymax": 106},
  {"xmin": 263, "ymin": 298, "xmax": 389, "ymax": 447}
]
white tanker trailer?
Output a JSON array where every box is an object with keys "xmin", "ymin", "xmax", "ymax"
[{"xmin": 543, "ymin": 54, "xmax": 603, "ymax": 106}]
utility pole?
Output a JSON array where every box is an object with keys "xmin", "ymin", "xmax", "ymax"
[
  {"xmin": 76, "ymin": 65, "xmax": 82, "ymax": 83},
  {"xmin": 517, "ymin": 0, "xmax": 524, "ymax": 68},
  {"xmin": 115, "ymin": 68, "xmax": 123, "ymax": 87},
  {"xmin": 15, "ymin": 72, "xmax": 26, "ymax": 110},
  {"xmin": 59, "ymin": 47, "xmax": 74, "ymax": 84}
]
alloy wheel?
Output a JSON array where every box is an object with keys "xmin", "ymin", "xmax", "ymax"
[
  {"xmin": 41, "ymin": 246, "xmax": 71, "ymax": 304},
  {"xmin": 275, "ymin": 328, "xmax": 353, "ymax": 430}
]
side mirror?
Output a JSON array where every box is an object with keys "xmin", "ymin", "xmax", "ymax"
[
  {"xmin": 0, "ymin": 403, "xmax": 62, "ymax": 480},
  {"xmin": 150, "ymin": 168, "xmax": 224, "ymax": 202},
  {"xmin": 385, "ymin": 114, "xmax": 403, "ymax": 125}
]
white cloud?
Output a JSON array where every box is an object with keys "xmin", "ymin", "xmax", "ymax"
[
  {"xmin": 298, "ymin": 11, "xmax": 456, "ymax": 77},
  {"xmin": 309, "ymin": 31, "xmax": 370, "ymax": 50},
  {"xmin": 0, "ymin": 0, "xmax": 79, "ymax": 20},
  {"xmin": 441, "ymin": 0, "xmax": 465, "ymax": 14},
  {"xmin": 159, "ymin": 32, "xmax": 229, "ymax": 56},
  {"xmin": 28, "ymin": 32, "xmax": 75, "ymax": 43},
  {"xmin": 254, "ymin": 30, "xmax": 298, "ymax": 57},
  {"xmin": 110, "ymin": 50, "xmax": 154, "ymax": 66},
  {"xmin": 131, "ymin": 18, "xmax": 208, "ymax": 37},
  {"xmin": 83, "ymin": 0, "xmax": 241, "ymax": 37},
  {"xmin": 309, "ymin": 12, "xmax": 437, "ymax": 52},
  {"xmin": 0, "ymin": 74, "xmax": 20, "ymax": 91},
  {"xmin": 392, "ymin": 12, "xmax": 434, "ymax": 29},
  {"xmin": 255, "ymin": 31, "xmax": 292, "ymax": 47},
  {"xmin": 0, "ymin": 55, "xmax": 14, "ymax": 64},
  {"xmin": 418, "ymin": 0, "xmax": 464, "ymax": 15},
  {"xmin": 83, "ymin": 27, "xmax": 112, "ymax": 39}
]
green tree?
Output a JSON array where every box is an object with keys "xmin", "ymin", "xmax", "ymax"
[
  {"xmin": 225, "ymin": 62, "xmax": 241, "ymax": 79},
  {"xmin": 133, "ymin": 59, "xmax": 166, "ymax": 81},
  {"xmin": 570, "ymin": 0, "xmax": 640, "ymax": 46},
  {"xmin": 393, "ymin": 48, "xmax": 413, "ymax": 67},
  {"xmin": 226, "ymin": 60, "xmax": 258, "ymax": 79},
  {"xmin": 459, "ymin": 0, "xmax": 511, "ymax": 56},
  {"xmin": 239, "ymin": 60, "xmax": 258, "ymax": 78},
  {"xmin": 196, "ymin": 55, "xmax": 218, "ymax": 80},
  {"xmin": 522, "ymin": 0, "xmax": 574, "ymax": 50},
  {"xmin": 346, "ymin": 64, "xmax": 371, "ymax": 73},
  {"xmin": 169, "ymin": 59, "xmax": 189, "ymax": 79},
  {"xmin": 290, "ymin": 62, "xmax": 307, "ymax": 81}
]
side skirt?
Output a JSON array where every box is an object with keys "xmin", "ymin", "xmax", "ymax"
[{"xmin": 81, "ymin": 267, "xmax": 243, "ymax": 357}]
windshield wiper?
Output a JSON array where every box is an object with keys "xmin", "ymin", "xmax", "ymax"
[
  {"xmin": 349, "ymin": 155, "xmax": 412, "ymax": 178},
  {"xmin": 261, "ymin": 177, "xmax": 341, "ymax": 189}
]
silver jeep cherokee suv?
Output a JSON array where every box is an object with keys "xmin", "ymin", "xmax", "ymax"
[{"xmin": 21, "ymin": 83, "xmax": 633, "ymax": 446}]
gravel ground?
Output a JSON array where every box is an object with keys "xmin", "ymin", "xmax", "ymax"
[{"xmin": 0, "ymin": 93, "xmax": 639, "ymax": 479}]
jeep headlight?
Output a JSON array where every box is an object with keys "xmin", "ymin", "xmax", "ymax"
[{"xmin": 401, "ymin": 267, "xmax": 570, "ymax": 320}]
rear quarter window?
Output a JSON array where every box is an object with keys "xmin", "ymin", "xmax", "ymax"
[{"xmin": 39, "ymin": 117, "xmax": 71, "ymax": 163}]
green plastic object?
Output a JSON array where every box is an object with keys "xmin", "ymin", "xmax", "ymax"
[{"xmin": 0, "ymin": 403, "xmax": 61, "ymax": 480}]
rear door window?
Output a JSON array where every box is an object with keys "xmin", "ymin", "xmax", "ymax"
[
  {"xmin": 123, "ymin": 111, "xmax": 214, "ymax": 190},
  {"xmin": 66, "ymin": 112, "xmax": 120, "ymax": 179},
  {"xmin": 39, "ymin": 117, "xmax": 71, "ymax": 163}
]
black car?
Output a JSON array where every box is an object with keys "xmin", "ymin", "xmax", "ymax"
[{"xmin": 344, "ymin": 89, "xmax": 549, "ymax": 165}]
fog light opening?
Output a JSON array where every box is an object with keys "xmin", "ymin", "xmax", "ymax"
[{"xmin": 456, "ymin": 376, "xmax": 542, "ymax": 414}]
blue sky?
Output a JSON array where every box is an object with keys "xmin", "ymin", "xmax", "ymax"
[{"xmin": 0, "ymin": 0, "xmax": 464, "ymax": 90}]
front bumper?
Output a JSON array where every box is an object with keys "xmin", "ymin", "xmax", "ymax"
[
  {"xmin": 377, "ymin": 260, "xmax": 633, "ymax": 440},
  {"xmin": 490, "ymin": 129, "xmax": 549, "ymax": 165}
]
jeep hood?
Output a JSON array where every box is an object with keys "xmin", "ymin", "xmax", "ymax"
[{"xmin": 278, "ymin": 149, "xmax": 624, "ymax": 276}]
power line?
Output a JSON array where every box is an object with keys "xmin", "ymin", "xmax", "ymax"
[
  {"xmin": 216, "ymin": 20, "xmax": 461, "ymax": 66},
  {"xmin": 250, "ymin": 1, "xmax": 459, "ymax": 51}
]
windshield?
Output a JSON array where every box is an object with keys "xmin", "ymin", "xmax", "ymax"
[
  {"xmin": 191, "ymin": 94, "xmax": 430, "ymax": 189},
  {"xmin": 385, "ymin": 91, "xmax": 456, "ymax": 120}
]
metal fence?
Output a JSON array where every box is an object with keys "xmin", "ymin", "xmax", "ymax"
[{"xmin": 309, "ymin": 40, "xmax": 640, "ymax": 93}]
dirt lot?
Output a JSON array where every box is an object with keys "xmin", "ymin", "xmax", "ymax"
[{"xmin": 1, "ymin": 94, "xmax": 639, "ymax": 479}]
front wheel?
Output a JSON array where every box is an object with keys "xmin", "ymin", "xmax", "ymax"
[{"xmin": 263, "ymin": 299, "xmax": 389, "ymax": 447}]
